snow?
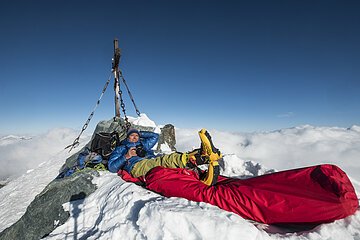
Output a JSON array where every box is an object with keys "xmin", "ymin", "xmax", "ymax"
[
  {"xmin": 0, "ymin": 115, "xmax": 359, "ymax": 239},
  {"xmin": 127, "ymin": 113, "xmax": 156, "ymax": 128}
]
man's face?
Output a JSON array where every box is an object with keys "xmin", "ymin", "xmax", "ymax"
[{"xmin": 128, "ymin": 133, "xmax": 139, "ymax": 143}]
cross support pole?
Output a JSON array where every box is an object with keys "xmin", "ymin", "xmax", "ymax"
[{"xmin": 112, "ymin": 39, "xmax": 121, "ymax": 118}]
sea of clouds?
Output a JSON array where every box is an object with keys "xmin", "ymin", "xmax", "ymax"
[{"xmin": 0, "ymin": 115, "xmax": 359, "ymax": 239}]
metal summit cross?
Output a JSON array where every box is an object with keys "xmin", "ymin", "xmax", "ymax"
[{"xmin": 65, "ymin": 39, "xmax": 141, "ymax": 152}]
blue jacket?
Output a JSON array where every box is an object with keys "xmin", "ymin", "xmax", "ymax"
[{"xmin": 108, "ymin": 131, "xmax": 159, "ymax": 173}]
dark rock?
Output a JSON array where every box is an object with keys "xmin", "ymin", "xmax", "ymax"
[
  {"xmin": 156, "ymin": 124, "xmax": 177, "ymax": 152},
  {"xmin": 0, "ymin": 118, "xmax": 175, "ymax": 239},
  {"xmin": 0, "ymin": 170, "xmax": 97, "ymax": 240},
  {"xmin": 59, "ymin": 117, "xmax": 155, "ymax": 173}
]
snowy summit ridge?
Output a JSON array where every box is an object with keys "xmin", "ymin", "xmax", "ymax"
[{"xmin": 0, "ymin": 116, "xmax": 359, "ymax": 240}]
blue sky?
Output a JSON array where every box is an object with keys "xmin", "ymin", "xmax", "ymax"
[{"xmin": 0, "ymin": 0, "xmax": 359, "ymax": 134}]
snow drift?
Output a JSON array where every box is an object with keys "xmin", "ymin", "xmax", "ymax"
[{"xmin": 0, "ymin": 115, "xmax": 359, "ymax": 239}]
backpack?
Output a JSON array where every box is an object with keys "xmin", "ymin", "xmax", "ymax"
[
  {"xmin": 90, "ymin": 131, "xmax": 120, "ymax": 160},
  {"xmin": 56, "ymin": 149, "xmax": 106, "ymax": 179},
  {"xmin": 55, "ymin": 131, "xmax": 120, "ymax": 179}
]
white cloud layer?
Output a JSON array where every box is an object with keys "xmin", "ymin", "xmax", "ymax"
[
  {"xmin": 176, "ymin": 125, "xmax": 360, "ymax": 178},
  {"xmin": 0, "ymin": 121, "xmax": 359, "ymax": 239},
  {"xmin": 0, "ymin": 128, "xmax": 90, "ymax": 181}
]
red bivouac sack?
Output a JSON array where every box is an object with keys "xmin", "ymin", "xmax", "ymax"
[{"xmin": 119, "ymin": 164, "xmax": 359, "ymax": 224}]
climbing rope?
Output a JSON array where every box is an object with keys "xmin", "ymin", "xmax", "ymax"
[{"xmin": 65, "ymin": 73, "xmax": 112, "ymax": 152}]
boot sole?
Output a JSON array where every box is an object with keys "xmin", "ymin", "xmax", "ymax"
[
  {"xmin": 201, "ymin": 161, "xmax": 220, "ymax": 186},
  {"xmin": 198, "ymin": 129, "xmax": 222, "ymax": 162}
]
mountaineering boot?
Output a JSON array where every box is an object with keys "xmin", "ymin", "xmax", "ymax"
[
  {"xmin": 201, "ymin": 159, "xmax": 221, "ymax": 186},
  {"xmin": 185, "ymin": 148, "xmax": 210, "ymax": 168},
  {"xmin": 198, "ymin": 129, "xmax": 222, "ymax": 162},
  {"xmin": 198, "ymin": 129, "xmax": 222, "ymax": 186}
]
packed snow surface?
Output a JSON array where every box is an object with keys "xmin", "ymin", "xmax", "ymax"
[{"xmin": 0, "ymin": 115, "xmax": 359, "ymax": 239}]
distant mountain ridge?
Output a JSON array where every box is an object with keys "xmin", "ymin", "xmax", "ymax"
[{"xmin": 0, "ymin": 135, "xmax": 32, "ymax": 146}]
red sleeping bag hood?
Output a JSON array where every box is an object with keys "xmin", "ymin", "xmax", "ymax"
[{"xmin": 119, "ymin": 164, "xmax": 359, "ymax": 225}]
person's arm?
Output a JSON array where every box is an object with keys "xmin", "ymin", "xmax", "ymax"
[
  {"xmin": 108, "ymin": 145, "xmax": 128, "ymax": 173},
  {"xmin": 140, "ymin": 131, "xmax": 159, "ymax": 150}
]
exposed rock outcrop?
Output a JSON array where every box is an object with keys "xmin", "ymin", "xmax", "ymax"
[
  {"xmin": 0, "ymin": 118, "xmax": 176, "ymax": 240},
  {"xmin": 156, "ymin": 124, "xmax": 177, "ymax": 152}
]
